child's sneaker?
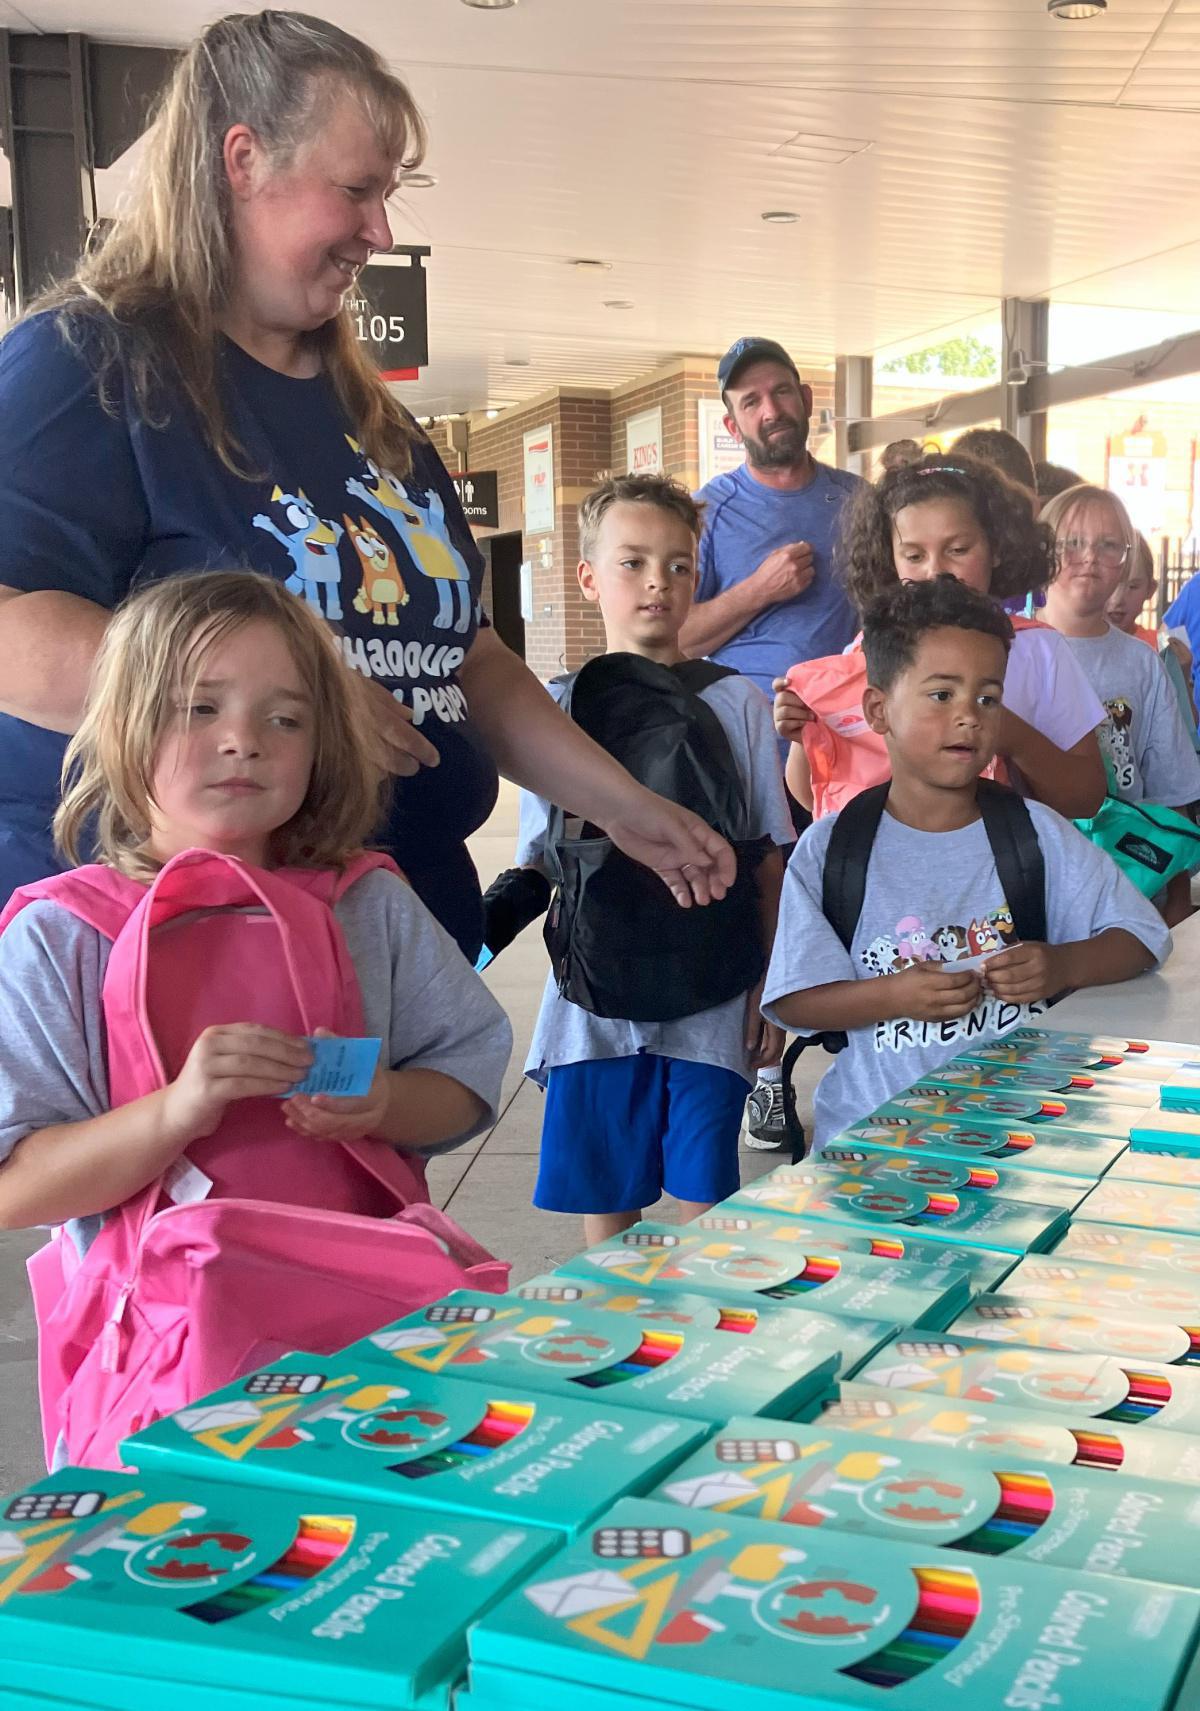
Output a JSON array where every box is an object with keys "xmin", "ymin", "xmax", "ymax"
[{"xmin": 743, "ymin": 1073, "xmax": 787, "ymax": 1150}]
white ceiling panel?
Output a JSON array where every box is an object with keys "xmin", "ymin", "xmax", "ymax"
[{"xmin": 3, "ymin": 0, "xmax": 1195, "ymax": 413}]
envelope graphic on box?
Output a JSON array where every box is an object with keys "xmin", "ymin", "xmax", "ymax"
[
  {"xmin": 526, "ymin": 1569, "xmax": 638, "ymax": 1618},
  {"xmin": 174, "ymin": 1401, "xmax": 261, "ymax": 1432},
  {"xmin": 369, "ymin": 1328, "xmax": 445, "ymax": 1353},
  {"xmin": 0, "ymin": 1531, "xmax": 24, "ymax": 1562},
  {"xmin": 663, "ymin": 1472, "xmax": 758, "ymax": 1509}
]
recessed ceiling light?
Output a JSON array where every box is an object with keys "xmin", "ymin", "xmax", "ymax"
[
  {"xmin": 604, "ymin": 299, "xmax": 635, "ymax": 310},
  {"xmin": 761, "ymin": 210, "xmax": 800, "ymax": 224},
  {"xmin": 461, "ymin": 0, "xmax": 518, "ymax": 8},
  {"xmin": 400, "ymin": 172, "xmax": 437, "ymax": 189},
  {"xmin": 1047, "ymin": 0, "xmax": 1106, "ymax": 17},
  {"xmin": 570, "ymin": 258, "xmax": 613, "ymax": 271},
  {"xmin": 485, "ymin": 408, "xmax": 500, "ymax": 419}
]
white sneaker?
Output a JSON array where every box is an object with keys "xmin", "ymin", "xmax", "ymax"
[{"xmin": 743, "ymin": 1078, "xmax": 787, "ymax": 1150}]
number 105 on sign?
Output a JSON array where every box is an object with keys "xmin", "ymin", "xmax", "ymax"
[{"xmin": 356, "ymin": 311, "xmax": 406, "ymax": 344}]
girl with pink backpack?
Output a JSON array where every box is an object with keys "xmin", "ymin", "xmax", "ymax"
[
  {"xmin": 0, "ymin": 571, "xmax": 512, "ymax": 1469},
  {"xmin": 774, "ymin": 454, "xmax": 1108, "ymax": 823}
]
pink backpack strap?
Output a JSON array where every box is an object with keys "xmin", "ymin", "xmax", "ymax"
[
  {"xmin": 281, "ymin": 850, "xmax": 402, "ymax": 909},
  {"xmin": 0, "ymin": 863, "xmax": 146, "ymax": 944}
]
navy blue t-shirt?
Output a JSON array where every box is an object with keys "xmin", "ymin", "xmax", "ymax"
[{"xmin": 0, "ymin": 311, "xmax": 497, "ymax": 953}]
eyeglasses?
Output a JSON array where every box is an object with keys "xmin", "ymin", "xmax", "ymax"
[{"xmin": 1055, "ymin": 535, "xmax": 1130, "ymax": 569}]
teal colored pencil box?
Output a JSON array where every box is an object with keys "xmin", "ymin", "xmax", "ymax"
[
  {"xmin": 1128, "ymin": 1108, "xmax": 1200, "ymax": 1157},
  {"xmin": 122, "ymin": 1349, "xmax": 706, "ymax": 1537},
  {"xmin": 0, "ymin": 1466, "xmax": 554, "ymax": 1710},
  {"xmin": 723, "ymin": 1159, "xmax": 1070, "ymax": 1256},
  {"xmin": 1078, "ymin": 1177, "xmax": 1200, "ymax": 1237},
  {"xmin": 1054, "ymin": 1220, "xmax": 1200, "ymax": 1277},
  {"xmin": 973, "ymin": 1027, "xmax": 1200, "ymax": 1068},
  {"xmin": 651, "ymin": 1415, "xmax": 1200, "ymax": 1584},
  {"xmin": 512, "ymin": 1273, "xmax": 896, "ymax": 1378},
  {"xmin": 551, "ymin": 1218, "xmax": 972, "ymax": 1330},
  {"xmin": 916, "ymin": 1058, "xmax": 1157, "ymax": 1106},
  {"xmin": 853, "ymin": 1330, "xmax": 1200, "ymax": 1433},
  {"xmin": 342, "ymin": 1292, "xmax": 839, "ymax": 1423},
  {"xmin": 466, "ymin": 1495, "xmax": 1200, "ymax": 1711},
  {"xmin": 869, "ymin": 1082, "xmax": 1137, "ymax": 1141},
  {"xmin": 834, "ymin": 1109, "xmax": 1125, "ymax": 1178},
  {"xmin": 811, "ymin": 1147, "xmax": 1091, "ymax": 1210},
  {"xmin": 950, "ymin": 1293, "xmax": 1200, "ymax": 1369},
  {"xmin": 1001, "ymin": 1251, "xmax": 1200, "ymax": 1318},
  {"xmin": 805, "ymin": 1380, "xmax": 1200, "ymax": 1485}
]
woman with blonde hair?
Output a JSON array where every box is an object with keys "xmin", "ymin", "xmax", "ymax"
[{"xmin": 0, "ymin": 10, "xmax": 731, "ymax": 949}]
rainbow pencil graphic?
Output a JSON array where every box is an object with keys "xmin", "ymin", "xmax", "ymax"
[
  {"xmin": 842, "ymin": 1564, "xmax": 981, "ymax": 1687},
  {"xmin": 949, "ymin": 1470, "xmax": 1054, "ymax": 1556},
  {"xmin": 572, "ymin": 1331, "xmax": 685, "ymax": 1388},
  {"xmin": 390, "ymin": 1399, "xmax": 535, "ymax": 1479},
  {"xmin": 1103, "ymin": 1369, "xmax": 1174, "ymax": 1424},
  {"xmin": 766, "ymin": 1255, "xmax": 843, "ymax": 1299},
  {"xmin": 182, "ymin": 1514, "xmax": 355, "ymax": 1624}
]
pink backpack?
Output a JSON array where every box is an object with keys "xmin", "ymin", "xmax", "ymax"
[
  {"xmin": 787, "ymin": 619, "xmax": 1041, "ymax": 817},
  {"xmin": 0, "ymin": 848, "xmax": 508, "ymax": 1470}
]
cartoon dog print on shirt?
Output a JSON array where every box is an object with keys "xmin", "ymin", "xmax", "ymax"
[
  {"xmin": 860, "ymin": 907, "xmax": 1016, "ymax": 978},
  {"xmin": 344, "ymin": 514, "xmax": 409, "ymax": 626},
  {"xmin": 345, "ymin": 436, "xmax": 476, "ymax": 634},
  {"xmin": 252, "ymin": 487, "xmax": 344, "ymax": 619},
  {"xmin": 1102, "ymin": 696, "xmax": 1137, "ymax": 794}
]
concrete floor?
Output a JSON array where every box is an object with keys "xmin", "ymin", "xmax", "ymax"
[{"xmin": 0, "ymin": 783, "xmax": 819, "ymax": 1490}]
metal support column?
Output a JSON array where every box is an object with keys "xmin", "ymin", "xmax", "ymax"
[
  {"xmin": 1001, "ymin": 296, "xmax": 1049, "ymax": 468},
  {"xmin": 834, "ymin": 355, "xmax": 873, "ymax": 477}
]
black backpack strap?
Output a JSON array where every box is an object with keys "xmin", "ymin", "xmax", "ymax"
[
  {"xmin": 673, "ymin": 659, "xmax": 740, "ymax": 694},
  {"xmin": 821, "ymin": 782, "xmax": 891, "ymax": 951},
  {"xmin": 976, "ymin": 781, "xmax": 1047, "ymax": 944}
]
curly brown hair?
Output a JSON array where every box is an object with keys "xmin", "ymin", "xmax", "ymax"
[{"xmin": 840, "ymin": 452, "xmax": 1054, "ymax": 615}]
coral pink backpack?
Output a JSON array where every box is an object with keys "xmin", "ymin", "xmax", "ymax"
[
  {"xmin": 0, "ymin": 848, "xmax": 508, "ymax": 1470},
  {"xmin": 788, "ymin": 619, "xmax": 1041, "ymax": 818}
]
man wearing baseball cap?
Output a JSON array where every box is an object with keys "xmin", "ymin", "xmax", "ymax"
[{"xmin": 681, "ymin": 336, "xmax": 863, "ymax": 1147}]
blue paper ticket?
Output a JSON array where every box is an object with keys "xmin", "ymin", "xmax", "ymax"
[{"xmin": 282, "ymin": 1035, "xmax": 382, "ymax": 1098}]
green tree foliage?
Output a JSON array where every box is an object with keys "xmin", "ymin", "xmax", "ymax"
[{"xmin": 882, "ymin": 335, "xmax": 998, "ymax": 378}]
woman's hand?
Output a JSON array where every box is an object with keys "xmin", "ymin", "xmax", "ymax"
[
  {"xmin": 161, "ymin": 1024, "xmax": 313, "ymax": 1145},
  {"xmin": 772, "ymin": 677, "xmax": 815, "ymax": 744},
  {"xmin": 603, "ymin": 787, "xmax": 736, "ymax": 906},
  {"xmin": 360, "ymin": 678, "xmax": 440, "ymax": 777}
]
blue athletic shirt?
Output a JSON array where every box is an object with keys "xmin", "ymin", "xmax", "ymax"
[
  {"xmin": 695, "ymin": 459, "xmax": 863, "ymax": 698},
  {"xmin": 0, "ymin": 310, "xmax": 498, "ymax": 954}
]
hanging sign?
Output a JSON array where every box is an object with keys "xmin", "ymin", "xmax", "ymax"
[
  {"xmin": 451, "ymin": 470, "xmax": 500, "ymax": 529},
  {"xmin": 351, "ymin": 248, "xmax": 430, "ymax": 379},
  {"xmin": 625, "ymin": 407, "xmax": 664, "ymax": 474},
  {"xmin": 523, "ymin": 425, "xmax": 555, "ymax": 535}
]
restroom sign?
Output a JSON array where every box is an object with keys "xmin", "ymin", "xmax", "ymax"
[
  {"xmin": 626, "ymin": 407, "xmax": 664, "ymax": 475},
  {"xmin": 451, "ymin": 470, "xmax": 500, "ymax": 529}
]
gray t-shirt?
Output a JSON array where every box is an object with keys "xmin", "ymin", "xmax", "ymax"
[
  {"xmin": 1060, "ymin": 624, "xmax": 1200, "ymax": 806},
  {"xmin": 762, "ymin": 801, "xmax": 1171, "ymax": 1147},
  {"xmin": 0, "ymin": 866, "xmax": 512, "ymax": 1253},
  {"xmin": 518, "ymin": 672, "xmax": 795, "ymax": 1085}
]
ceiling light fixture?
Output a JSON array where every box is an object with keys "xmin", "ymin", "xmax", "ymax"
[
  {"xmin": 460, "ymin": 0, "xmax": 518, "ymax": 9},
  {"xmin": 504, "ymin": 357, "xmax": 532, "ymax": 367},
  {"xmin": 603, "ymin": 299, "xmax": 634, "ymax": 310},
  {"xmin": 570, "ymin": 258, "xmax": 612, "ymax": 271},
  {"xmin": 761, "ymin": 210, "xmax": 799, "ymax": 224},
  {"xmin": 1047, "ymin": 0, "xmax": 1106, "ymax": 18},
  {"xmin": 400, "ymin": 172, "xmax": 437, "ymax": 189}
]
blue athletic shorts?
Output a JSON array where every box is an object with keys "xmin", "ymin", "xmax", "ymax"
[{"xmin": 534, "ymin": 1054, "xmax": 748, "ymax": 1215}]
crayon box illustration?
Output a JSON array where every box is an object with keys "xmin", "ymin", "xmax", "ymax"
[
  {"xmin": 342, "ymin": 1293, "xmax": 840, "ymax": 1423},
  {"xmin": 804, "ymin": 1381, "xmax": 1200, "ymax": 1486},
  {"xmin": 123, "ymin": 1350, "xmax": 707, "ymax": 1537},
  {"xmin": 951, "ymin": 1294, "xmax": 1200, "ymax": 1369},
  {"xmin": 0, "ymin": 1465, "xmax": 553, "ymax": 1708},
  {"xmin": 467, "ymin": 1495, "xmax": 1200, "ymax": 1711},
  {"xmin": 652, "ymin": 1416, "xmax": 1200, "ymax": 1585},
  {"xmin": 520, "ymin": 1273, "xmax": 896, "ymax": 1379},
  {"xmin": 554, "ymin": 1219, "xmax": 972, "ymax": 1330},
  {"xmin": 853, "ymin": 1331, "xmax": 1200, "ymax": 1434}
]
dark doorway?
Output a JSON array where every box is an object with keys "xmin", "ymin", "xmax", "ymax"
[{"xmin": 488, "ymin": 531, "xmax": 526, "ymax": 660}]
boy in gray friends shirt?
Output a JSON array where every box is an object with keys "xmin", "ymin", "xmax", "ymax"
[{"xmin": 763, "ymin": 576, "xmax": 1171, "ymax": 1148}]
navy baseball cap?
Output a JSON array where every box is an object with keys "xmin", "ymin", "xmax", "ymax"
[{"xmin": 718, "ymin": 336, "xmax": 800, "ymax": 391}]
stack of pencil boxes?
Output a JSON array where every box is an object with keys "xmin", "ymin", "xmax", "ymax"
[{"xmin": 8, "ymin": 1025, "xmax": 1200, "ymax": 1710}]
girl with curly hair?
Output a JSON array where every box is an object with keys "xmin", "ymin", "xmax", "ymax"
[{"xmin": 774, "ymin": 453, "xmax": 1107, "ymax": 821}]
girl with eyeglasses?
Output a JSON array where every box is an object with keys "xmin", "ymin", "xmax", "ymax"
[{"xmin": 1041, "ymin": 484, "xmax": 1200, "ymax": 815}]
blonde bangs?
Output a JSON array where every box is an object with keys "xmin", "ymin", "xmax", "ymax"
[{"xmin": 56, "ymin": 573, "xmax": 387, "ymax": 880}]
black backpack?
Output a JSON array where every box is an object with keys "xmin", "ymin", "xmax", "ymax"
[
  {"xmin": 544, "ymin": 652, "xmax": 769, "ymax": 1022},
  {"xmin": 780, "ymin": 779, "xmax": 1048, "ymax": 1159}
]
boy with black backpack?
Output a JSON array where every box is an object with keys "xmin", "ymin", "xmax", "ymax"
[
  {"xmin": 763, "ymin": 575, "xmax": 1170, "ymax": 1150},
  {"xmin": 518, "ymin": 473, "xmax": 795, "ymax": 1244}
]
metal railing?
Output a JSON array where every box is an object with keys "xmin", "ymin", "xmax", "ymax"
[{"xmin": 1155, "ymin": 538, "xmax": 1200, "ymax": 625}]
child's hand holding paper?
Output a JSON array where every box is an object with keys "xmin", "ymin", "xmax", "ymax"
[{"xmin": 282, "ymin": 1029, "xmax": 388, "ymax": 1143}]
